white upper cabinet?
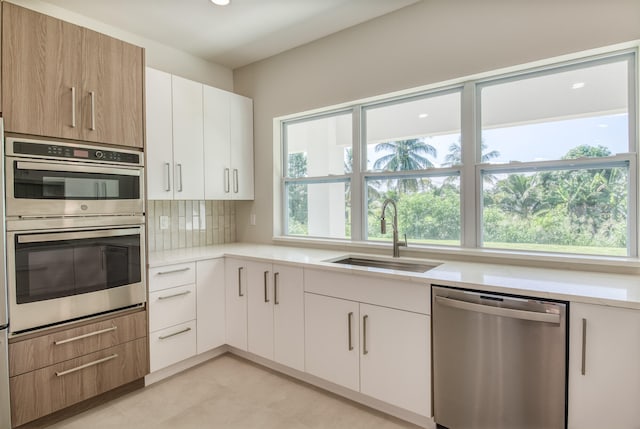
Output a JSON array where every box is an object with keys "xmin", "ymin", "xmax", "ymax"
[
  {"xmin": 204, "ymin": 85, "xmax": 254, "ymax": 200},
  {"xmin": 229, "ymin": 94, "xmax": 254, "ymax": 200},
  {"xmin": 145, "ymin": 68, "xmax": 174, "ymax": 200},
  {"xmin": 171, "ymin": 75, "xmax": 205, "ymax": 200},
  {"xmin": 146, "ymin": 67, "xmax": 253, "ymax": 201}
]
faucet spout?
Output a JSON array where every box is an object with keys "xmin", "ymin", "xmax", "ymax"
[{"xmin": 380, "ymin": 199, "xmax": 407, "ymax": 258}]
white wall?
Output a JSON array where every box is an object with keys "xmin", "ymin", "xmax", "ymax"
[
  {"xmin": 9, "ymin": 0, "xmax": 233, "ymax": 90},
  {"xmin": 233, "ymin": 0, "xmax": 640, "ymax": 244}
]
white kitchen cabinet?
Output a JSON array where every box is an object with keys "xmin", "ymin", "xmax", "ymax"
[
  {"xmin": 171, "ymin": 75, "xmax": 204, "ymax": 200},
  {"xmin": 305, "ymin": 290, "xmax": 431, "ymax": 417},
  {"xmin": 568, "ymin": 302, "xmax": 640, "ymax": 429},
  {"xmin": 229, "ymin": 94, "xmax": 254, "ymax": 199},
  {"xmin": 225, "ymin": 258, "xmax": 248, "ymax": 350},
  {"xmin": 196, "ymin": 259, "xmax": 226, "ymax": 354},
  {"xmin": 305, "ymin": 293, "xmax": 360, "ymax": 391},
  {"xmin": 246, "ymin": 262, "xmax": 304, "ymax": 370},
  {"xmin": 145, "ymin": 67, "xmax": 174, "ymax": 200},
  {"xmin": 148, "ymin": 262, "xmax": 197, "ymax": 372},
  {"xmin": 203, "ymin": 86, "xmax": 254, "ymax": 200},
  {"xmin": 359, "ymin": 303, "xmax": 430, "ymax": 417}
]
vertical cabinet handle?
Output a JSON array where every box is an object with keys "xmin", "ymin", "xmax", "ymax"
[
  {"xmin": 362, "ymin": 315, "xmax": 369, "ymax": 355},
  {"xmin": 102, "ymin": 182, "xmax": 107, "ymax": 198},
  {"xmin": 273, "ymin": 272, "xmax": 279, "ymax": 305},
  {"xmin": 176, "ymin": 164, "xmax": 183, "ymax": 192},
  {"xmin": 263, "ymin": 271, "xmax": 270, "ymax": 303},
  {"xmin": 238, "ymin": 267, "xmax": 244, "ymax": 297},
  {"xmin": 347, "ymin": 312, "xmax": 354, "ymax": 351},
  {"xmin": 581, "ymin": 318, "xmax": 587, "ymax": 375},
  {"xmin": 94, "ymin": 182, "xmax": 100, "ymax": 198},
  {"xmin": 224, "ymin": 168, "xmax": 230, "ymax": 193},
  {"xmin": 89, "ymin": 91, "xmax": 96, "ymax": 131},
  {"xmin": 233, "ymin": 169, "xmax": 239, "ymax": 193},
  {"xmin": 164, "ymin": 163, "xmax": 171, "ymax": 191},
  {"xmin": 70, "ymin": 87, "xmax": 76, "ymax": 128}
]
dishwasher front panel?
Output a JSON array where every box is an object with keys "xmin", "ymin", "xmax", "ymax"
[{"xmin": 432, "ymin": 285, "xmax": 567, "ymax": 429}]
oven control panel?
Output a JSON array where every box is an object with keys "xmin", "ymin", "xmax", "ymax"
[{"xmin": 10, "ymin": 140, "xmax": 141, "ymax": 165}]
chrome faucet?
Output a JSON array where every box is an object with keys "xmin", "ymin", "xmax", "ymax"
[{"xmin": 380, "ymin": 199, "xmax": 407, "ymax": 257}]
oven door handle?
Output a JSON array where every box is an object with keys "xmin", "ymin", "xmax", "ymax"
[
  {"xmin": 16, "ymin": 161, "xmax": 141, "ymax": 177},
  {"xmin": 17, "ymin": 227, "xmax": 141, "ymax": 243}
]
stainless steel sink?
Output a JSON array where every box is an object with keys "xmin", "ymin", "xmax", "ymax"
[{"xmin": 329, "ymin": 257, "xmax": 438, "ymax": 273}]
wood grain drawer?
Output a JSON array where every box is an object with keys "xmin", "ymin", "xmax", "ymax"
[
  {"xmin": 149, "ymin": 283, "xmax": 196, "ymax": 332},
  {"xmin": 10, "ymin": 337, "xmax": 147, "ymax": 427},
  {"xmin": 149, "ymin": 262, "xmax": 196, "ymax": 292},
  {"xmin": 149, "ymin": 320, "xmax": 196, "ymax": 372},
  {"xmin": 9, "ymin": 311, "xmax": 147, "ymax": 376}
]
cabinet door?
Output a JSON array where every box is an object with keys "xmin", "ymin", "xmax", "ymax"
[
  {"xmin": 229, "ymin": 94, "xmax": 254, "ymax": 200},
  {"xmin": 360, "ymin": 304, "xmax": 431, "ymax": 417},
  {"xmin": 2, "ymin": 3, "xmax": 82, "ymax": 140},
  {"xmin": 203, "ymin": 85, "xmax": 231, "ymax": 200},
  {"xmin": 82, "ymin": 29, "xmax": 143, "ymax": 147},
  {"xmin": 196, "ymin": 259, "xmax": 226, "ymax": 354},
  {"xmin": 172, "ymin": 75, "xmax": 204, "ymax": 200},
  {"xmin": 145, "ymin": 67, "xmax": 174, "ymax": 200},
  {"xmin": 273, "ymin": 264, "xmax": 304, "ymax": 371},
  {"xmin": 305, "ymin": 293, "xmax": 359, "ymax": 391},
  {"xmin": 568, "ymin": 303, "xmax": 640, "ymax": 429},
  {"xmin": 225, "ymin": 258, "xmax": 248, "ymax": 350},
  {"xmin": 247, "ymin": 261, "xmax": 274, "ymax": 360}
]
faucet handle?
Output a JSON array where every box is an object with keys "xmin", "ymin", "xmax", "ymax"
[{"xmin": 399, "ymin": 233, "xmax": 408, "ymax": 247}]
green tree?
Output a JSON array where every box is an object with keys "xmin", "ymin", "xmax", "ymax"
[
  {"xmin": 494, "ymin": 174, "xmax": 545, "ymax": 218},
  {"xmin": 287, "ymin": 153, "xmax": 308, "ymax": 234},
  {"xmin": 373, "ymin": 138, "xmax": 436, "ymax": 192}
]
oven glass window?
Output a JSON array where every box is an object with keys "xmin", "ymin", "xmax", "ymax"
[
  {"xmin": 14, "ymin": 231, "xmax": 142, "ymax": 304},
  {"xmin": 13, "ymin": 163, "xmax": 140, "ymax": 200}
]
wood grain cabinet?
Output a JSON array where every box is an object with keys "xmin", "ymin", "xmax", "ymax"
[
  {"xmin": 8, "ymin": 310, "xmax": 148, "ymax": 427},
  {"xmin": 2, "ymin": 2, "xmax": 144, "ymax": 148}
]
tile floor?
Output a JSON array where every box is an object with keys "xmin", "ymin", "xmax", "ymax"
[{"xmin": 46, "ymin": 354, "xmax": 422, "ymax": 429}]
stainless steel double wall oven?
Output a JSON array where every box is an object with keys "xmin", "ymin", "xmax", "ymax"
[{"xmin": 5, "ymin": 137, "xmax": 146, "ymax": 334}]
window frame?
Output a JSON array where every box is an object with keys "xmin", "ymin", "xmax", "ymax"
[{"xmin": 277, "ymin": 46, "xmax": 638, "ymax": 259}]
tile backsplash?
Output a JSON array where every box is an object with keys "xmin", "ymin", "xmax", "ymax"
[{"xmin": 147, "ymin": 200, "xmax": 236, "ymax": 252}]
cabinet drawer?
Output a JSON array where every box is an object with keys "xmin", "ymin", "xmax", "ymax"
[
  {"xmin": 149, "ymin": 284, "xmax": 196, "ymax": 332},
  {"xmin": 10, "ymin": 337, "xmax": 147, "ymax": 427},
  {"xmin": 149, "ymin": 262, "xmax": 196, "ymax": 291},
  {"xmin": 9, "ymin": 311, "xmax": 147, "ymax": 376},
  {"xmin": 149, "ymin": 320, "xmax": 197, "ymax": 372}
]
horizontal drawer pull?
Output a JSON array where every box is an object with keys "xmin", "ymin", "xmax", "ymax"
[
  {"xmin": 156, "ymin": 267, "xmax": 191, "ymax": 275},
  {"xmin": 54, "ymin": 326, "xmax": 117, "ymax": 346},
  {"xmin": 157, "ymin": 290, "xmax": 191, "ymax": 300},
  {"xmin": 55, "ymin": 354, "xmax": 118, "ymax": 377},
  {"xmin": 158, "ymin": 327, "xmax": 191, "ymax": 340}
]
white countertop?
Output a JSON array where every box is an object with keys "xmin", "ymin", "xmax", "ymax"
[{"xmin": 149, "ymin": 243, "xmax": 640, "ymax": 310}]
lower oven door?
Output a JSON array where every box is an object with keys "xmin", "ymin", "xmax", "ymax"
[{"xmin": 7, "ymin": 225, "xmax": 146, "ymax": 334}]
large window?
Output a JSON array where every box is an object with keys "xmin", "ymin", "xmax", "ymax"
[{"xmin": 279, "ymin": 49, "xmax": 637, "ymax": 257}]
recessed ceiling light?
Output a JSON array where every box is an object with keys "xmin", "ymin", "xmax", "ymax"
[
  {"xmin": 572, "ymin": 82, "xmax": 585, "ymax": 89},
  {"xmin": 418, "ymin": 113, "xmax": 429, "ymax": 119},
  {"xmin": 597, "ymin": 124, "xmax": 609, "ymax": 128},
  {"xmin": 211, "ymin": 0, "xmax": 230, "ymax": 5}
]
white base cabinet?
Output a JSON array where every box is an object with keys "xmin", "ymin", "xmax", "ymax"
[
  {"xmin": 245, "ymin": 261, "xmax": 305, "ymax": 371},
  {"xmin": 196, "ymin": 259, "xmax": 226, "ymax": 354},
  {"xmin": 305, "ymin": 292, "xmax": 431, "ymax": 417},
  {"xmin": 225, "ymin": 258, "xmax": 248, "ymax": 350},
  {"xmin": 568, "ymin": 302, "xmax": 640, "ymax": 429}
]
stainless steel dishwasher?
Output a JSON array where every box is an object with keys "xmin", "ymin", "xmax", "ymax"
[{"xmin": 432, "ymin": 285, "xmax": 568, "ymax": 429}]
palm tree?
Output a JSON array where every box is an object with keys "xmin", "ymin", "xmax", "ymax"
[
  {"xmin": 496, "ymin": 174, "xmax": 543, "ymax": 218},
  {"xmin": 444, "ymin": 140, "xmax": 500, "ymax": 166},
  {"xmin": 373, "ymin": 138, "xmax": 436, "ymax": 193}
]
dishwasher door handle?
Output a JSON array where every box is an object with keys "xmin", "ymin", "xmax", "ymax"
[{"xmin": 435, "ymin": 295, "xmax": 560, "ymax": 324}]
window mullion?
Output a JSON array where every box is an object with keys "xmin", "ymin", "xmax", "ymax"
[
  {"xmin": 351, "ymin": 106, "xmax": 362, "ymax": 241},
  {"xmin": 461, "ymin": 81, "xmax": 478, "ymax": 248}
]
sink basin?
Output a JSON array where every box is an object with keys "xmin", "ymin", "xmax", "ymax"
[{"xmin": 329, "ymin": 257, "xmax": 438, "ymax": 273}]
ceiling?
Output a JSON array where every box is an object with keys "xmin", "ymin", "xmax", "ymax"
[{"xmin": 43, "ymin": 0, "xmax": 420, "ymax": 69}]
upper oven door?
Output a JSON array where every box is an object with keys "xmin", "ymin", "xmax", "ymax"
[{"xmin": 6, "ymin": 157, "xmax": 144, "ymax": 217}]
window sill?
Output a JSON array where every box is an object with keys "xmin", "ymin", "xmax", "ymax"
[{"xmin": 271, "ymin": 235, "xmax": 640, "ymax": 273}]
